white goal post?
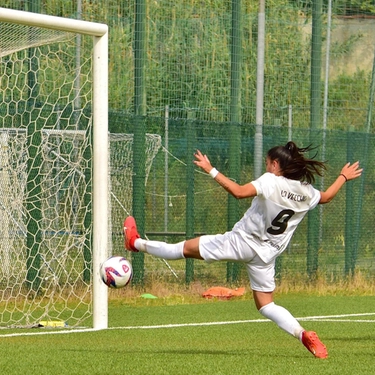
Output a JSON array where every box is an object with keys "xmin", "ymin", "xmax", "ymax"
[{"xmin": 0, "ymin": 7, "xmax": 109, "ymax": 329}]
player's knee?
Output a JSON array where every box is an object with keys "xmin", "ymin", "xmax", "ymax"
[
  {"xmin": 252, "ymin": 290, "xmax": 274, "ymax": 310},
  {"xmin": 183, "ymin": 238, "xmax": 203, "ymax": 260}
]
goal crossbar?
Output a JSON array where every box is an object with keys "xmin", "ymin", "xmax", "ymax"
[
  {"xmin": 0, "ymin": 7, "xmax": 107, "ymax": 36},
  {"xmin": 0, "ymin": 7, "xmax": 109, "ymax": 330}
]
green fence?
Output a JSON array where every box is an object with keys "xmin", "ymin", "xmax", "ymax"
[
  {"xmin": 3, "ymin": 0, "xmax": 375, "ymax": 286},
  {"xmin": 110, "ymin": 113, "xmax": 375, "ymax": 285}
]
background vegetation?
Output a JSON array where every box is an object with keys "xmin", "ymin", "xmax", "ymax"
[
  {"xmin": 3, "ymin": 0, "xmax": 375, "ymax": 128},
  {"xmin": 2, "ymin": 0, "xmax": 375, "ymax": 287}
]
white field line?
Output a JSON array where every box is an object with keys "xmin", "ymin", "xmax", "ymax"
[{"xmin": 0, "ymin": 312, "xmax": 374, "ymax": 338}]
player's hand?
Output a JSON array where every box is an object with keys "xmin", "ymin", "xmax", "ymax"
[
  {"xmin": 340, "ymin": 161, "xmax": 363, "ymax": 181},
  {"xmin": 193, "ymin": 150, "xmax": 213, "ymax": 174}
]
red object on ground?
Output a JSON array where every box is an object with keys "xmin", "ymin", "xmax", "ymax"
[{"xmin": 202, "ymin": 287, "xmax": 245, "ymax": 299}]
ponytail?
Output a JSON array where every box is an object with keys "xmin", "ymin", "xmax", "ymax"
[{"xmin": 267, "ymin": 141, "xmax": 326, "ymax": 184}]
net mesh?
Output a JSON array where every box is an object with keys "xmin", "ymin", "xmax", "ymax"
[
  {"xmin": 0, "ymin": 22, "xmax": 69, "ymax": 57},
  {"xmin": 109, "ymin": 133, "xmax": 162, "ymax": 255},
  {"xmin": 0, "ymin": 27, "xmax": 93, "ymax": 327},
  {"xmin": 0, "ymin": 18, "xmax": 161, "ymax": 327}
]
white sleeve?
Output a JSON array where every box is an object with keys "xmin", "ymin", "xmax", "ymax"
[
  {"xmin": 251, "ymin": 173, "xmax": 275, "ymax": 197},
  {"xmin": 309, "ymin": 186, "xmax": 321, "ymax": 209}
]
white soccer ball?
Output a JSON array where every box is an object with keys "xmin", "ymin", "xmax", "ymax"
[{"xmin": 100, "ymin": 256, "xmax": 133, "ymax": 288}]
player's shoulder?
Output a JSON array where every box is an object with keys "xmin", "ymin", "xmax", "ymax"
[
  {"xmin": 256, "ymin": 172, "xmax": 277, "ymax": 182},
  {"xmin": 254, "ymin": 173, "xmax": 315, "ymax": 192},
  {"xmin": 281, "ymin": 177, "xmax": 315, "ymax": 191},
  {"xmin": 252, "ymin": 172, "xmax": 279, "ymax": 196},
  {"xmin": 257, "ymin": 173, "xmax": 300, "ymax": 186}
]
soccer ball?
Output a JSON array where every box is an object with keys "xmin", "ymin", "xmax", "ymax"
[{"xmin": 100, "ymin": 256, "xmax": 133, "ymax": 288}]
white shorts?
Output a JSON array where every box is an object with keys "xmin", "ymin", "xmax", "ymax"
[{"xmin": 199, "ymin": 232, "xmax": 275, "ymax": 292}]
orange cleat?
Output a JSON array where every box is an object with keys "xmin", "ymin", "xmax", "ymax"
[
  {"xmin": 302, "ymin": 331, "xmax": 328, "ymax": 359},
  {"xmin": 123, "ymin": 216, "xmax": 140, "ymax": 252}
]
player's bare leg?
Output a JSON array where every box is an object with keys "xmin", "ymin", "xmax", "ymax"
[
  {"xmin": 183, "ymin": 237, "xmax": 204, "ymax": 260},
  {"xmin": 253, "ymin": 290, "xmax": 274, "ymax": 310}
]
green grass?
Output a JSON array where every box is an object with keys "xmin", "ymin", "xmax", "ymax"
[{"xmin": 0, "ymin": 295, "xmax": 374, "ymax": 375}]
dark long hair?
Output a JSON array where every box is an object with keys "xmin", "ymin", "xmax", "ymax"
[{"xmin": 267, "ymin": 141, "xmax": 326, "ymax": 184}]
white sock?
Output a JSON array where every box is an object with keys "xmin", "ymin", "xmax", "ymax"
[
  {"xmin": 134, "ymin": 239, "xmax": 185, "ymax": 260},
  {"xmin": 259, "ymin": 302, "xmax": 304, "ymax": 339}
]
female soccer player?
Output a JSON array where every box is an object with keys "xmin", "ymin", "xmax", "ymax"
[{"xmin": 123, "ymin": 141, "xmax": 362, "ymax": 359}]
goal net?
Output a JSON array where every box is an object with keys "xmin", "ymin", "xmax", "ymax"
[{"xmin": 0, "ymin": 8, "xmax": 161, "ymax": 329}]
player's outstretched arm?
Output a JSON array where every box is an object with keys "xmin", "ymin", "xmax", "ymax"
[
  {"xmin": 319, "ymin": 161, "xmax": 363, "ymax": 204},
  {"xmin": 193, "ymin": 150, "xmax": 257, "ymax": 199}
]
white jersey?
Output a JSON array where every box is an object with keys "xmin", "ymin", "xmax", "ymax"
[{"xmin": 232, "ymin": 172, "xmax": 321, "ymax": 263}]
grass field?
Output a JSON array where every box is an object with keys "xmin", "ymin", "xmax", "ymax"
[{"xmin": 0, "ymin": 293, "xmax": 374, "ymax": 374}]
